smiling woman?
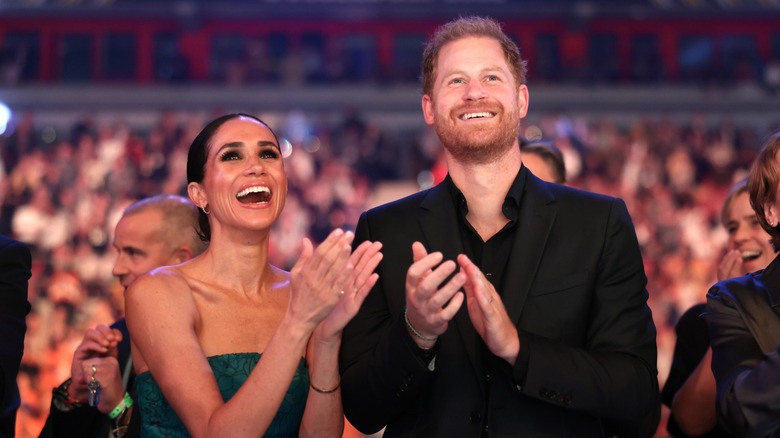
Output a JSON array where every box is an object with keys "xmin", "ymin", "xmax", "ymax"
[
  {"xmin": 124, "ymin": 113, "xmax": 383, "ymax": 438},
  {"xmin": 662, "ymin": 176, "xmax": 777, "ymax": 437}
]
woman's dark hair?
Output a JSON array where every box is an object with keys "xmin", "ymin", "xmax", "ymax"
[{"xmin": 187, "ymin": 113, "xmax": 279, "ymax": 241}]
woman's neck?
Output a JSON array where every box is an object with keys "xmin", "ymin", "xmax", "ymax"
[{"xmin": 195, "ymin": 227, "xmax": 275, "ymax": 296}]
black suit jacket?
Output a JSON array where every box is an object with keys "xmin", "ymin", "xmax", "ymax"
[
  {"xmin": 39, "ymin": 319, "xmax": 140, "ymax": 438},
  {"xmin": 0, "ymin": 235, "xmax": 31, "ymax": 438},
  {"xmin": 706, "ymin": 255, "xmax": 780, "ymax": 437},
  {"xmin": 340, "ymin": 168, "xmax": 659, "ymax": 437}
]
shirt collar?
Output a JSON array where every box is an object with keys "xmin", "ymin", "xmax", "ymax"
[{"xmin": 444, "ymin": 166, "xmax": 526, "ymax": 221}]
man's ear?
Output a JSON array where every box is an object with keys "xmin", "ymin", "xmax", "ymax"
[
  {"xmin": 171, "ymin": 246, "xmax": 195, "ymax": 264},
  {"xmin": 517, "ymin": 84, "xmax": 530, "ymax": 119},
  {"xmin": 422, "ymin": 94, "xmax": 435, "ymax": 126},
  {"xmin": 766, "ymin": 204, "xmax": 779, "ymax": 227}
]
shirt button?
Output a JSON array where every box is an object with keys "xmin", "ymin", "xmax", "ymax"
[{"xmin": 486, "ymin": 273, "xmax": 493, "ymax": 279}]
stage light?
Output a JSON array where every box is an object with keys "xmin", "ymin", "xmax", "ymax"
[{"xmin": 0, "ymin": 102, "xmax": 11, "ymax": 136}]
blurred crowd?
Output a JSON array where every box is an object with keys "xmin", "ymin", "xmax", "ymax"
[{"xmin": 1, "ymin": 106, "xmax": 778, "ymax": 437}]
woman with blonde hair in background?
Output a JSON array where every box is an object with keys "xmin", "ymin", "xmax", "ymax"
[{"xmin": 662, "ymin": 177, "xmax": 774, "ymax": 437}]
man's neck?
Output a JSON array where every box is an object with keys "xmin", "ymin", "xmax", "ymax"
[{"xmin": 447, "ymin": 147, "xmax": 521, "ymax": 241}]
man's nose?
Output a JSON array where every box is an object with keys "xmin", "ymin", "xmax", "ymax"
[
  {"xmin": 464, "ymin": 80, "xmax": 487, "ymax": 101},
  {"xmin": 112, "ymin": 255, "xmax": 128, "ymax": 278}
]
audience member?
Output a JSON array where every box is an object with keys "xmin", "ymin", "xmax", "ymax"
[
  {"xmin": 340, "ymin": 16, "xmax": 659, "ymax": 437},
  {"xmin": 662, "ymin": 178, "xmax": 774, "ymax": 437},
  {"xmin": 39, "ymin": 194, "xmax": 206, "ymax": 438},
  {"xmin": 520, "ymin": 139, "xmax": 566, "ymax": 184},
  {"xmin": 705, "ymin": 130, "xmax": 780, "ymax": 436},
  {"xmin": 0, "ymin": 234, "xmax": 32, "ymax": 438},
  {"xmin": 125, "ymin": 114, "xmax": 382, "ymax": 436}
]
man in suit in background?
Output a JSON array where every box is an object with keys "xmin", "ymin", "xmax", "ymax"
[
  {"xmin": 0, "ymin": 234, "xmax": 31, "ymax": 438},
  {"xmin": 40, "ymin": 194, "xmax": 206, "ymax": 438},
  {"xmin": 340, "ymin": 16, "xmax": 660, "ymax": 437}
]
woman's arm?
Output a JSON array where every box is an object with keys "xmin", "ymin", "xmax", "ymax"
[
  {"xmin": 300, "ymin": 239, "xmax": 383, "ymax": 438},
  {"xmin": 670, "ymin": 348, "xmax": 717, "ymax": 435},
  {"xmin": 126, "ymin": 270, "xmax": 313, "ymax": 438},
  {"xmin": 127, "ymin": 230, "xmax": 365, "ymax": 438}
]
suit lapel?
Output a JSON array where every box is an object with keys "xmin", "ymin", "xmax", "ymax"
[
  {"xmin": 503, "ymin": 173, "xmax": 556, "ymax": 325},
  {"xmin": 419, "ymin": 182, "xmax": 463, "ymax": 263},
  {"xmin": 419, "ymin": 183, "xmax": 484, "ymax": 390}
]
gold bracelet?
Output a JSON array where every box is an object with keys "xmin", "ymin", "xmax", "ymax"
[{"xmin": 310, "ymin": 380, "xmax": 340, "ymax": 394}]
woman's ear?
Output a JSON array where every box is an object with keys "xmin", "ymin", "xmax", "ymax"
[{"xmin": 187, "ymin": 182, "xmax": 206, "ymax": 209}]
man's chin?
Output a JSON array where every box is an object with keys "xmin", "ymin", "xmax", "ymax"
[{"xmin": 446, "ymin": 140, "xmax": 514, "ymax": 165}]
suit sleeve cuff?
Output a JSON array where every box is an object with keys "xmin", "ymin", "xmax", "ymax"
[
  {"xmin": 397, "ymin": 313, "xmax": 438, "ymax": 370},
  {"xmin": 512, "ymin": 329, "xmax": 530, "ymax": 391}
]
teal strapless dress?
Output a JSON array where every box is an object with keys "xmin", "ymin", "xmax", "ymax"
[{"xmin": 135, "ymin": 353, "xmax": 309, "ymax": 437}]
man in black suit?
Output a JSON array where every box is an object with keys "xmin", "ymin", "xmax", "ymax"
[
  {"xmin": 340, "ymin": 16, "xmax": 659, "ymax": 437},
  {"xmin": 40, "ymin": 194, "xmax": 206, "ymax": 438},
  {"xmin": 0, "ymin": 235, "xmax": 31, "ymax": 438}
]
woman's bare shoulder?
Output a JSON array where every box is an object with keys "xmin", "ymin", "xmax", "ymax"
[{"xmin": 125, "ymin": 263, "xmax": 197, "ymax": 308}]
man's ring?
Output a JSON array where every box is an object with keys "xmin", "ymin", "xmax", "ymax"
[{"xmin": 91, "ymin": 364, "xmax": 97, "ymax": 376}]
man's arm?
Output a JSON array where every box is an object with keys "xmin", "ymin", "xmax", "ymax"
[
  {"xmin": 514, "ymin": 199, "xmax": 660, "ymax": 435},
  {"xmin": 39, "ymin": 320, "xmax": 132, "ymax": 438},
  {"xmin": 0, "ymin": 237, "xmax": 31, "ymax": 420},
  {"xmin": 706, "ymin": 285, "xmax": 780, "ymax": 437},
  {"xmin": 340, "ymin": 212, "xmax": 438, "ymax": 434},
  {"xmin": 39, "ymin": 379, "xmax": 106, "ymax": 438}
]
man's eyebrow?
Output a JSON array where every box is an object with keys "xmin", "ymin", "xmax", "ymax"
[{"xmin": 118, "ymin": 245, "xmax": 144, "ymax": 254}]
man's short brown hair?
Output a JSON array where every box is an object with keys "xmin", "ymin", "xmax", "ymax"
[
  {"xmin": 748, "ymin": 130, "xmax": 780, "ymax": 251},
  {"xmin": 421, "ymin": 16, "xmax": 528, "ymax": 97}
]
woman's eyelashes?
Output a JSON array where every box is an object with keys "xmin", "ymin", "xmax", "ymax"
[
  {"xmin": 219, "ymin": 150, "xmax": 241, "ymax": 161},
  {"xmin": 218, "ymin": 148, "xmax": 279, "ymax": 162},
  {"xmin": 260, "ymin": 149, "xmax": 279, "ymax": 159}
]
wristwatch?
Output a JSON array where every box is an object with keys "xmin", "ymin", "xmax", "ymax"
[{"xmin": 52, "ymin": 378, "xmax": 84, "ymax": 412}]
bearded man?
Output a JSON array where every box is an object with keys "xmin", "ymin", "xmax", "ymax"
[{"xmin": 339, "ymin": 16, "xmax": 660, "ymax": 438}]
